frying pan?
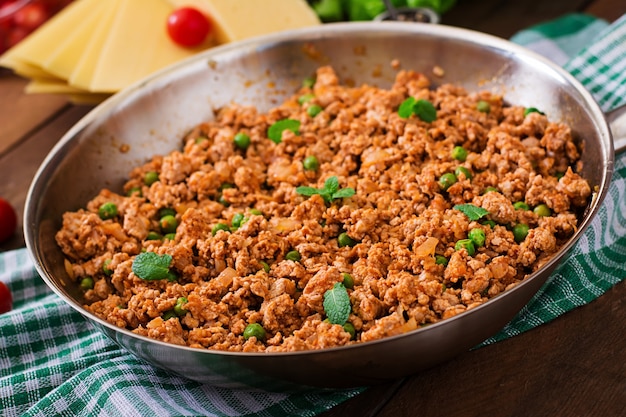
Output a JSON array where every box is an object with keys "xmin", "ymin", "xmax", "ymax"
[{"xmin": 23, "ymin": 22, "xmax": 626, "ymax": 390}]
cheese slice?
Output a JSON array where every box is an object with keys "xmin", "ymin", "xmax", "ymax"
[
  {"xmin": 25, "ymin": 79, "xmax": 88, "ymax": 94},
  {"xmin": 167, "ymin": 0, "xmax": 321, "ymax": 44},
  {"xmin": 80, "ymin": 0, "xmax": 206, "ymax": 93},
  {"xmin": 42, "ymin": 0, "xmax": 109, "ymax": 80},
  {"xmin": 68, "ymin": 0, "xmax": 121, "ymax": 91},
  {"xmin": 0, "ymin": 0, "xmax": 95, "ymax": 72}
]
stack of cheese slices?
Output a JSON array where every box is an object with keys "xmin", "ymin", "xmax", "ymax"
[{"xmin": 0, "ymin": 0, "xmax": 320, "ymax": 103}]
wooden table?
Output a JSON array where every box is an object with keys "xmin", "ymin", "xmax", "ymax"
[{"xmin": 1, "ymin": 0, "xmax": 625, "ymax": 415}]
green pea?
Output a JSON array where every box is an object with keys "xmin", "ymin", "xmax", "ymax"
[
  {"xmin": 249, "ymin": 208, "xmax": 263, "ymax": 216},
  {"xmin": 127, "ymin": 187, "xmax": 142, "ymax": 197},
  {"xmin": 513, "ymin": 223, "xmax": 529, "ymax": 243},
  {"xmin": 231, "ymin": 213, "xmax": 245, "ymax": 228},
  {"xmin": 298, "ymin": 93, "xmax": 315, "ymax": 105},
  {"xmin": 307, "ymin": 104, "xmax": 322, "ymax": 117},
  {"xmin": 285, "ymin": 250, "xmax": 301, "ymax": 262},
  {"xmin": 524, "ymin": 107, "xmax": 544, "ymax": 117},
  {"xmin": 163, "ymin": 233, "xmax": 176, "ymax": 241},
  {"xmin": 233, "ymin": 132, "xmax": 251, "ymax": 150},
  {"xmin": 174, "ymin": 297, "xmax": 188, "ymax": 316},
  {"xmin": 483, "ymin": 186, "xmax": 499, "ymax": 194},
  {"xmin": 144, "ymin": 171, "xmax": 159, "ymax": 186},
  {"xmin": 438, "ymin": 172, "xmax": 457, "ymax": 191},
  {"xmin": 146, "ymin": 231, "xmax": 162, "ymax": 241},
  {"xmin": 80, "ymin": 277, "xmax": 94, "ymax": 290},
  {"xmin": 160, "ymin": 215, "xmax": 178, "ymax": 234},
  {"xmin": 513, "ymin": 201, "xmax": 530, "ymax": 211},
  {"xmin": 338, "ymin": 232, "xmax": 357, "ymax": 248},
  {"xmin": 343, "ymin": 322, "xmax": 356, "ymax": 340},
  {"xmin": 303, "ymin": 155, "xmax": 319, "ymax": 171},
  {"xmin": 455, "ymin": 239, "xmax": 476, "ymax": 256},
  {"xmin": 219, "ymin": 183, "xmax": 234, "ymax": 191},
  {"xmin": 468, "ymin": 228, "xmax": 486, "ymax": 247},
  {"xmin": 342, "ymin": 272, "xmax": 354, "ymax": 289},
  {"xmin": 435, "ymin": 255, "xmax": 448, "ymax": 266},
  {"xmin": 98, "ymin": 202, "xmax": 118, "ymax": 220},
  {"xmin": 159, "ymin": 208, "xmax": 177, "ymax": 218},
  {"xmin": 260, "ymin": 261, "xmax": 270, "ymax": 273},
  {"xmin": 533, "ymin": 204, "xmax": 552, "ymax": 217},
  {"xmin": 481, "ymin": 219, "xmax": 496, "ymax": 229},
  {"xmin": 102, "ymin": 259, "xmax": 113, "ymax": 276},
  {"xmin": 451, "ymin": 146, "xmax": 468, "ymax": 162},
  {"xmin": 476, "ymin": 100, "xmax": 491, "ymax": 113},
  {"xmin": 455, "ymin": 166, "xmax": 472, "ymax": 180},
  {"xmin": 243, "ymin": 323, "xmax": 266, "ymax": 340},
  {"xmin": 212, "ymin": 223, "xmax": 230, "ymax": 236},
  {"xmin": 194, "ymin": 136, "xmax": 208, "ymax": 144}
]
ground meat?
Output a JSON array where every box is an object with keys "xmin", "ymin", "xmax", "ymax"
[{"xmin": 55, "ymin": 65, "xmax": 591, "ymax": 352}]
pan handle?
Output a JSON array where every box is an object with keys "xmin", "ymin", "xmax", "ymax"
[{"xmin": 606, "ymin": 105, "xmax": 626, "ymax": 154}]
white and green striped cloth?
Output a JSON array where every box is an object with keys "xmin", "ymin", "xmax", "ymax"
[{"xmin": 2, "ymin": 13, "xmax": 626, "ymax": 416}]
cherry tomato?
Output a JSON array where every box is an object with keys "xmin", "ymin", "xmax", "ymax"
[
  {"xmin": 0, "ymin": 197, "xmax": 17, "ymax": 243},
  {"xmin": 13, "ymin": 2, "xmax": 48, "ymax": 31},
  {"xmin": 166, "ymin": 7, "xmax": 212, "ymax": 48},
  {"xmin": 0, "ymin": 281, "xmax": 12, "ymax": 314}
]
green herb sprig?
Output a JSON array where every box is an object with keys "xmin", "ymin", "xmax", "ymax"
[
  {"xmin": 296, "ymin": 176, "xmax": 355, "ymax": 205},
  {"xmin": 132, "ymin": 252, "xmax": 177, "ymax": 281},
  {"xmin": 323, "ymin": 282, "xmax": 351, "ymax": 325},
  {"xmin": 453, "ymin": 204, "xmax": 490, "ymax": 221}
]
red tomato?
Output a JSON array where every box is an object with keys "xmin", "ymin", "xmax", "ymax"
[
  {"xmin": 166, "ymin": 7, "xmax": 212, "ymax": 48},
  {"xmin": 0, "ymin": 281, "xmax": 12, "ymax": 314},
  {"xmin": 0, "ymin": 197, "xmax": 17, "ymax": 243},
  {"xmin": 13, "ymin": 2, "xmax": 48, "ymax": 31}
]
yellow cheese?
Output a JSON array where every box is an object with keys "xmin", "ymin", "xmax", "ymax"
[
  {"xmin": 68, "ymin": 0, "xmax": 121, "ymax": 91},
  {"xmin": 42, "ymin": 0, "xmax": 109, "ymax": 80},
  {"xmin": 166, "ymin": 0, "xmax": 321, "ymax": 44},
  {"xmin": 79, "ymin": 0, "xmax": 205, "ymax": 93},
  {"xmin": 0, "ymin": 0, "xmax": 95, "ymax": 72},
  {"xmin": 25, "ymin": 79, "xmax": 88, "ymax": 94}
]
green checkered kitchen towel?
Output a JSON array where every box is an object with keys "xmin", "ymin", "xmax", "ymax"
[{"xmin": 2, "ymin": 13, "xmax": 626, "ymax": 417}]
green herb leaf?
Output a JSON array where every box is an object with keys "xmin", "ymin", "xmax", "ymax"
[
  {"xmin": 398, "ymin": 97, "xmax": 416, "ymax": 118},
  {"xmin": 397, "ymin": 97, "xmax": 437, "ymax": 122},
  {"xmin": 414, "ymin": 99, "xmax": 437, "ymax": 122},
  {"xmin": 323, "ymin": 282, "xmax": 351, "ymax": 325},
  {"xmin": 332, "ymin": 188, "xmax": 356, "ymax": 199},
  {"xmin": 453, "ymin": 204, "xmax": 490, "ymax": 221},
  {"xmin": 323, "ymin": 176, "xmax": 339, "ymax": 194},
  {"xmin": 267, "ymin": 119, "xmax": 301, "ymax": 143},
  {"xmin": 295, "ymin": 176, "xmax": 355, "ymax": 205},
  {"xmin": 132, "ymin": 252, "xmax": 176, "ymax": 281}
]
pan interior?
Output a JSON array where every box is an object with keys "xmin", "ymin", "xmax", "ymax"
[{"xmin": 24, "ymin": 22, "xmax": 612, "ymax": 388}]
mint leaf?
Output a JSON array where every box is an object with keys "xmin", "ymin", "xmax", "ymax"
[
  {"xmin": 414, "ymin": 99, "xmax": 437, "ymax": 122},
  {"xmin": 267, "ymin": 119, "xmax": 300, "ymax": 143},
  {"xmin": 323, "ymin": 282, "xmax": 351, "ymax": 325},
  {"xmin": 453, "ymin": 204, "xmax": 490, "ymax": 221},
  {"xmin": 332, "ymin": 188, "xmax": 355, "ymax": 199},
  {"xmin": 323, "ymin": 176, "xmax": 339, "ymax": 195},
  {"xmin": 398, "ymin": 97, "xmax": 416, "ymax": 119},
  {"xmin": 294, "ymin": 186, "xmax": 319, "ymax": 196},
  {"xmin": 132, "ymin": 252, "xmax": 176, "ymax": 281}
]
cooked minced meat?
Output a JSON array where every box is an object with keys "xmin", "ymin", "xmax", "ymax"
[{"xmin": 55, "ymin": 65, "xmax": 591, "ymax": 352}]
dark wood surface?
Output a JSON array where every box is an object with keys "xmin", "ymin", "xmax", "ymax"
[{"xmin": 1, "ymin": 1, "xmax": 625, "ymax": 415}]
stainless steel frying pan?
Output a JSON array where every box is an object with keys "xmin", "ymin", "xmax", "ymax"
[{"xmin": 24, "ymin": 22, "xmax": 625, "ymax": 390}]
